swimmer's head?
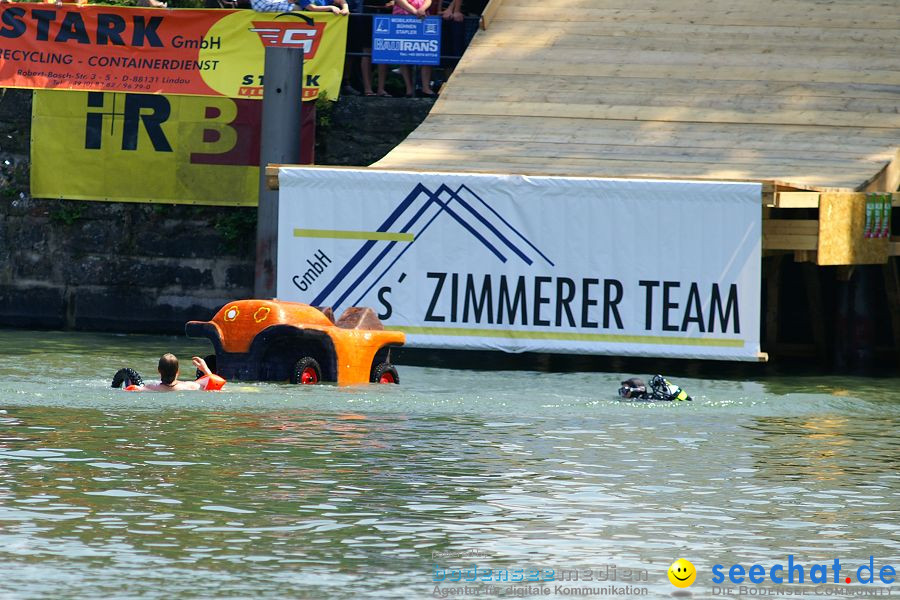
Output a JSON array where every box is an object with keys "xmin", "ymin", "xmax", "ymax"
[{"xmin": 158, "ymin": 353, "xmax": 179, "ymax": 384}]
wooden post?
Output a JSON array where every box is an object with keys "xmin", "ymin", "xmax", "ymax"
[
  {"xmin": 802, "ymin": 262, "xmax": 828, "ymax": 365},
  {"xmin": 882, "ymin": 257, "xmax": 900, "ymax": 369},
  {"xmin": 764, "ymin": 255, "xmax": 783, "ymax": 355}
]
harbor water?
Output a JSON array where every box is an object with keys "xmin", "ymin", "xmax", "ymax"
[{"xmin": 0, "ymin": 329, "xmax": 898, "ymax": 599}]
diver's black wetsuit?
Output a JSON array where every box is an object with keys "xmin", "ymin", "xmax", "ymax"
[{"xmin": 618, "ymin": 375, "xmax": 692, "ymax": 401}]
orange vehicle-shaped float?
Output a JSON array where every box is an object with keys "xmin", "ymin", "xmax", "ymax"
[{"xmin": 185, "ymin": 299, "xmax": 405, "ymax": 385}]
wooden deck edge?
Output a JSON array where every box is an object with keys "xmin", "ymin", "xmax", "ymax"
[
  {"xmin": 481, "ymin": 0, "xmax": 504, "ymax": 30},
  {"xmin": 859, "ymin": 149, "xmax": 900, "ymax": 193}
]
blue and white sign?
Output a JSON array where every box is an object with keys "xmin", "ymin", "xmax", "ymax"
[
  {"xmin": 276, "ymin": 167, "xmax": 764, "ymax": 362},
  {"xmin": 372, "ymin": 15, "xmax": 441, "ymax": 66}
]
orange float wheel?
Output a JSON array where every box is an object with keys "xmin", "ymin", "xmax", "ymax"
[{"xmin": 291, "ymin": 357, "xmax": 321, "ymax": 385}]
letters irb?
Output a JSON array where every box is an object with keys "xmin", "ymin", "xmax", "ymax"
[{"xmin": 0, "ymin": 7, "xmax": 164, "ymax": 47}]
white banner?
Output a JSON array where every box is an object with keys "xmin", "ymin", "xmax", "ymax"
[{"xmin": 277, "ymin": 168, "xmax": 762, "ymax": 361}]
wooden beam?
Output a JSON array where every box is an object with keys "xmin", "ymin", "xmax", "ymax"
[
  {"xmin": 762, "ymin": 219, "xmax": 818, "ymax": 251},
  {"xmin": 836, "ymin": 266, "xmax": 856, "ymax": 281},
  {"xmin": 774, "ymin": 234, "xmax": 816, "ymax": 250},
  {"xmin": 481, "ymin": 0, "xmax": 504, "ymax": 29},
  {"xmin": 265, "ymin": 164, "xmax": 281, "ymax": 190},
  {"xmin": 764, "ymin": 220, "xmax": 819, "ymax": 235},
  {"xmin": 764, "ymin": 255, "xmax": 783, "ymax": 352},
  {"xmin": 794, "ymin": 250, "xmax": 817, "ymax": 263},
  {"xmin": 774, "ymin": 192, "xmax": 819, "ymax": 208},
  {"xmin": 802, "ymin": 263, "xmax": 829, "ymax": 365},
  {"xmin": 764, "ymin": 235, "xmax": 818, "ymax": 251}
]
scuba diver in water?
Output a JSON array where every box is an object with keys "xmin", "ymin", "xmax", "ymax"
[
  {"xmin": 111, "ymin": 354, "xmax": 225, "ymax": 391},
  {"xmin": 618, "ymin": 375, "xmax": 692, "ymax": 401}
]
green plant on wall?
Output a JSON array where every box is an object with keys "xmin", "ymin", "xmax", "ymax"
[
  {"xmin": 0, "ymin": 160, "xmax": 27, "ymax": 200},
  {"xmin": 214, "ymin": 209, "xmax": 257, "ymax": 254},
  {"xmin": 316, "ymin": 91, "xmax": 333, "ymax": 131},
  {"xmin": 50, "ymin": 202, "xmax": 85, "ymax": 226}
]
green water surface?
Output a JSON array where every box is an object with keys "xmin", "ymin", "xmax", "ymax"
[{"xmin": 0, "ymin": 330, "xmax": 898, "ymax": 599}]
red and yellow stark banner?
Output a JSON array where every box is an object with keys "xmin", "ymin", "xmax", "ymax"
[{"xmin": 0, "ymin": 4, "xmax": 347, "ymax": 100}]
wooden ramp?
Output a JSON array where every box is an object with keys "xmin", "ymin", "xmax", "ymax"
[{"xmin": 374, "ymin": 0, "xmax": 900, "ymax": 192}]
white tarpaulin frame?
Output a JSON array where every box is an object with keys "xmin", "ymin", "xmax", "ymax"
[{"xmin": 277, "ymin": 168, "xmax": 762, "ymax": 361}]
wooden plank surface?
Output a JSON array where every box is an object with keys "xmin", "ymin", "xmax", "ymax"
[
  {"xmin": 494, "ymin": 6, "xmax": 900, "ymax": 29},
  {"xmin": 449, "ymin": 74, "xmax": 900, "ymax": 102},
  {"xmin": 450, "ymin": 60, "xmax": 897, "ymax": 86},
  {"xmin": 499, "ymin": 0, "xmax": 899, "ymax": 14},
  {"xmin": 375, "ymin": 156, "xmax": 866, "ymax": 188},
  {"xmin": 458, "ymin": 45, "xmax": 900, "ymax": 72},
  {"xmin": 432, "ymin": 99, "xmax": 900, "ymax": 129},
  {"xmin": 475, "ymin": 22, "xmax": 900, "ymax": 48},
  {"xmin": 381, "ymin": 140, "xmax": 885, "ymax": 173},
  {"xmin": 406, "ymin": 115, "xmax": 900, "ymax": 149},
  {"xmin": 372, "ymin": 0, "xmax": 900, "ymax": 191}
]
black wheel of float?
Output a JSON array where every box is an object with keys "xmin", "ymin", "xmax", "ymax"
[
  {"xmin": 111, "ymin": 367, "xmax": 144, "ymax": 388},
  {"xmin": 371, "ymin": 362, "xmax": 399, "ymax": 384},
  {"xmin": 196, "ymin": 354, "xmax": 217, "ymax": 379},
  {"xmin": 291, "ymin": 357, "xmax": 321, "ymax": 385}
]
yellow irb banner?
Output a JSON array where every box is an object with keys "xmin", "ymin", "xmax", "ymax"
[{"xmin": 32, "ymin": 89, "xmax": 317, "ymax": 205}]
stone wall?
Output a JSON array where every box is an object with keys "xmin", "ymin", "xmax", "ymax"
[{"xmin": 0, "ymin": 89, "xmax": 433, "ymax": 333}]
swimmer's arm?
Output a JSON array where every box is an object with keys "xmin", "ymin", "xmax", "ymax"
[
  {"xmin": 192, "ymin": 356, "xmax": 212, "ymax": 377},
  {"xmin": 130, "ymin": 383, "xmax": 163, "ymax": 392}
]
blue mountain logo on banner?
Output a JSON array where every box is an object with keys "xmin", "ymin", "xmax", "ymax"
[{"xmin": 310, "ymin": 182, "xmax": 554, "ymax": 310}]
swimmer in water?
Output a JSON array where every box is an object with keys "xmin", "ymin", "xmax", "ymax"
[{"xmin": 125, "ymin": 354, "xmax": 215, "ymax": 392}]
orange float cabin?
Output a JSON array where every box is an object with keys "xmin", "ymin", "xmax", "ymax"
[{"xmin": 185, "ymin": 300, "xmax": 405, "ymax": 386}]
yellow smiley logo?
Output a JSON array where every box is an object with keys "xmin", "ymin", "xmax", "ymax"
[{"xmin": 668, "ymin": 558, "xmax": 697, "ymax": 588}]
